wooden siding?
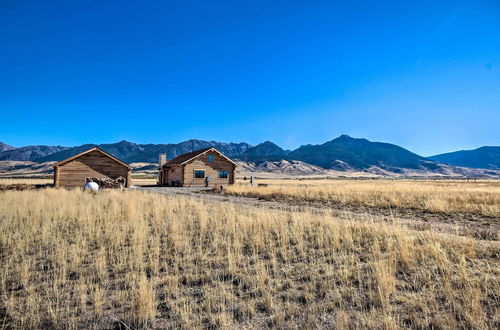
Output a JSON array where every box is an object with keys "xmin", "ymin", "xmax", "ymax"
[
  {"xmin": 182, "ymin": 151, "xmax": 235, "ymax": 187},
  {"xmin": 55, "ymin": 150, "xmax": 131, "ymax": 188}
]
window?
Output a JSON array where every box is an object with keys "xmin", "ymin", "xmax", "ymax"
[
  {"xmin": 219, "ymin": 170, "xmax": 229, "ymax": 179},
  {"xmin": 208, "ymin": 154, "xmax": 214, "ymax": 162},
  {"xmin": 194, "ymin": 170, "xmax": 205, "ymax": 178}
]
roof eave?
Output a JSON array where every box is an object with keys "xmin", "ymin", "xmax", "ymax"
[{"xmin": 181, "ymin": 147, "xmax": 238, "ymax": 166}]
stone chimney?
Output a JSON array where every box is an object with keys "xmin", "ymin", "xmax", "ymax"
[{"xmin": 159, "ymin": 153, "xmax": 167, "ymax": 167}]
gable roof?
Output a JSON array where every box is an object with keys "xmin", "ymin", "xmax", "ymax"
[
  {"xmin": 163, "ymin": 147, "xmax": 237, "ymax": 167},
  {"xmin": 54, "ymin": 147, "xmax": 132, "ymax": 169}
]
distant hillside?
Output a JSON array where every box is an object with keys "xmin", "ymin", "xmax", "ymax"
[
  {"xmin": 237, "ymin": 141, "xmax": 289, "ymax": 163},
  {"xmin": 0, "ymin": 160, "xmax": 55, "ymax": 176},
  {"xmin": 0, "ymin": 142, "xmax": 15, "ymax": 153},
  {"xmin": 429, "ymin": 146, "xmax": 500, "ymax": 170},
  {"xmin": 235, "ymin": 160, "xmax": 500, "ymax": 178},
  {"xmin": 288, "ymin": 135, "xmax": 439, "ymax": 171},
  {"xmin": 0, "ymin": 145, "xmax": 69, "ymax": 161},
  {"xmin": 37, "ymin": 140, "xmax": 252, "ymax": 163}
]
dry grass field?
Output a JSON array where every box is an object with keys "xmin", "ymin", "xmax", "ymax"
[
  {"xmin": 131, "ymin": 177, "xmax": 159, "ymax": 186},
  {"xmin": 0, "ymin": 178, "xmax": 53, "ymax": 185},
  {"xmin": 224, "ymin": 179, "xmax": 500, "ymax": 218},
  {"xmin": 0, "ymin": 177, "xmax": 155, "ymax": 187},
  {"xmin": 1, "ymin": 188, "xmax": 499, "ymax": 329}
]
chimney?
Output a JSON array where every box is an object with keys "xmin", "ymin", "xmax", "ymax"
[{"xmin": 159, "ymin": 153, "xmax": 167, "ymax": 167}]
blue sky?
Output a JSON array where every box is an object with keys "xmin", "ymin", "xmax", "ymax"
[{"xmin": 0, "ymin": 0, "xmax": 498, "ymax": 156}]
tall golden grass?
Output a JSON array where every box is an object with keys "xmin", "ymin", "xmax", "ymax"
[
  {"xmin": 0, "ymin": 178, "xmax": 52, "ymax": 185},
  {"xmin": 225, "ymin": 179, "xmax": 500, "ymax": 217},
  {"xmin": 0, "ymin": 189, "xmax": 498, "ymax": 328}
]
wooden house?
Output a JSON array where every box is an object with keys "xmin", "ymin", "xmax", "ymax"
[
  {"xmin": 158, "ymin": 148, "xmax": 236, "ymax": 187},
  {"xmin": 53, "ymin": 147, "xmax": 132, "ymax": 188}
]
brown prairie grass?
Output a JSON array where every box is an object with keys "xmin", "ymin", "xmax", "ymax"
[
  {"xmin": 0, "ymin": 189, "xmax": 499, "ymax": 329},
  {"xmin": 131, "ymin": 178, "xmax": 158, "ymax": 186},
  {"xmin": 225, "ymin": 179, "xmax": 500, "ymax": 217},
  {"xmin": 0, "ymin": 178, "xmax": 52, "ymax": 185}
]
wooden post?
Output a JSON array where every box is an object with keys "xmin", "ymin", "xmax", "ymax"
[
  {"xmin": 126, "ymin": 170, "xmax": 132, "ymax": 188},
  {"xmin": 53, "ymin": 166, "xmax": 59, "ymax": 188}
]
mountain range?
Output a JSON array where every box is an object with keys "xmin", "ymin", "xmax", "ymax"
[
  {"xmin": 0, "ymin": 140, "xmax": 251, "ymax": 164},
  {"xmin": 429, "ymin": 146, "xmax": 500, "ymax": 170},
  {"xmin": 0, "ymin": 145, "xmax": 69, "ymax": 162},
  {"xmin": 238, "ymin": 141, "xmax": 290, "ymax": 162},
  {"xmin": 0, "ymin": 136, "xmax": 499, "ymax": 176},
  {"xmin": 288, "ymin": 135, "xmax": 440, "ymax": 171},
  {"xmin": 0, "ymin": 142, "xmax": 16, "ymax": 153}
]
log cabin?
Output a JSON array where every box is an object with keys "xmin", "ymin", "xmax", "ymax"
[
  {"xmin": 53, "ymin": 147, "xmax": 132, "ymax": 188},
  {"xmin": 158, "ymin": 148, "xmax": 236, "ymax": 187}
]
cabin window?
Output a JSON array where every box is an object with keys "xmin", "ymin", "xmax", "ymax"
[
  {"xmin": 208, "ymin": 154, "xmax": 214, "ymax": 162},
  {"xmin": 194, "ymin": 170, "xmax": 205, "ymax": 178},
  {"xmin": 219, "ymin": 170, "xmax": 229, "ymax": 179}
]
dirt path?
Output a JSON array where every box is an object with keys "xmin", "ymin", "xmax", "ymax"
[{"xmin": 132, "ymin": 186, "xmax": 499, "ymax": 241}]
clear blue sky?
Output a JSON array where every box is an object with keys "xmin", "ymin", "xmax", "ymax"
[{"xmin": 0, "ymin": 0, "xmax": 498, "ymax": 156}]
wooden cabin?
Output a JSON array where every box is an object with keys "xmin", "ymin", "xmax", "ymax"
[
  {"xmin": 53, "ymin": 147, "xmax": 132, "ymax": 188},
  {"xmin": 158, "ymin": 148, "xmax": 236, "ymax": 187}
]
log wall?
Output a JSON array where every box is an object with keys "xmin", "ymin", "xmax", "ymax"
[
  {"xmin": 182, "ymin": 151, "xmax": 235, "ymax": 187},
  {"xmin": 55, "ymin": 150, "xmax": 131, "ymax": 188}
]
